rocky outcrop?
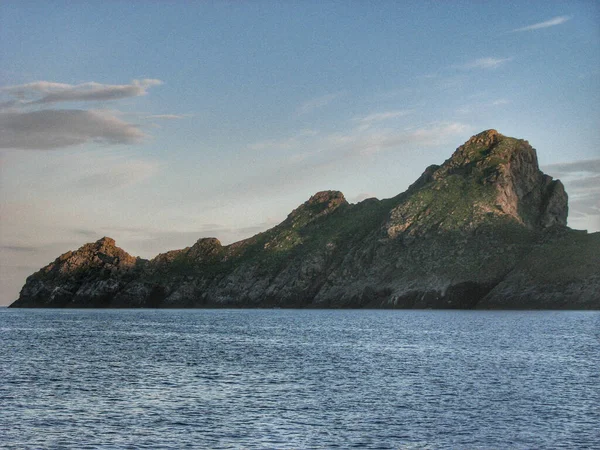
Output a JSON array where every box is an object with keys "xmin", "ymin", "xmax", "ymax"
[
  {"xmin": 395, "ymin": 129, "xmax": 568, "ymax": 234},
  {"xmin": 9, "ymin": 131, "xmax": 598, "ymax": 309},
  {"xmin": 13, "ymin": 237, "xmax": 144, "ymax": 308}
]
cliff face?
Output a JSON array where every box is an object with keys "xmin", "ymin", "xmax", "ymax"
[{"xmin": 10, "ymin": 130, "xmax": 599, "ymax": 309}]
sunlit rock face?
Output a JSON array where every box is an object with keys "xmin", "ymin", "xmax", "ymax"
[
  {"xmin": 385, "ymin": 129, "xmax": 567, "ymax": 239},
  {"xmin": 10, "ymin": 131, "xmax": 597, "ymax": 310}
]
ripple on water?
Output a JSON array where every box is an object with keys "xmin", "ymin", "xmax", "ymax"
[{"xmin": 0, "ymin": 309, "xmax": 599, "ymax": 449}]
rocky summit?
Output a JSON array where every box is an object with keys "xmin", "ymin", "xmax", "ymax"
[{"xmin": 10, "ymin": 130, "xmax": 599, "ymax": 309}]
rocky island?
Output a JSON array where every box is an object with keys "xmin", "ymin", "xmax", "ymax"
[{"xmin": 10, "ymin": 130, "xmax": 600, "ymax": 309}]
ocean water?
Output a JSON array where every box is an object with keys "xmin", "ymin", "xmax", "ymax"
[{"xmin": 0, "ymin": 309, "xmax": 598, "ymax": 449}]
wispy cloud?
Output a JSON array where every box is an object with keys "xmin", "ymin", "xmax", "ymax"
[
  {"xmin": 2, "ymin": 79, "xmax": 162, "ymax": 104},
  {"xmin": 354, "ymin": 110, "xmax": 412, "ymax": 128},
  {"xmin": 0, "ymin": 79, "xmax": 170, "ymax": 150},
  {"xmin": 458, "ymin": 57, "xmax": 513, "ymax": 70},
  {"xmin": 0, "ymin": 245, "xmax": 39, "ymax": 253},
  {"xmin": 337, "ymin": 121, "xmax": 469, "ymax": 153},
  {"xmin": 145, "ymin": 114, "xmax": 191, "ymax": 120},
  {"xmin": 292, "ymin": 121, "xmax": 469, "ymax": 158},
  {"xmin": 544, "ymin": 159, "xmax": 600, "ymax": 176},
  {"xmin": 457, "ymin": 98, "xmax": 511, "ymax": 115},
  {"xmin": 543, "ymin": 159, "xmax": 600, "ymax": 231},
  {"xmin": 253, "ymin": 108, "xmax": 469, "ymax": 164},
  {"xmin": 75, "ymin": 158, "xmax": 161, "ymax": 190},
  {"xmin": 511, "ymin": 16, "xmax": 571, "ymax": 33},
  {"xmin": 297, "ymin": 92, "xmax": 343, "ymax": 115},
  {"xmin": 0, "ymin": 109, "xmax": 146, "ymax": 150},
  {"xmin": 207, "ymin": 119, "xmax": 472, "ymax": 210},
  {"xmin": 0, "ymin": 109, "xmax": 145, "ymax": 149}
]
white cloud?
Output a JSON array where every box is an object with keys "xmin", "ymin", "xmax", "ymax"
[
  {"xmin": 0, "ymin": 109, "xmax": 145, "ymax": 149},
  {"xmin": 321, "ymin": 121, "xmax": 470, "ymax": 156},
  {"xmin": 511, "ymin": 16, "xmax": 571, "ymax": 32},
  {"xmin": 297, "ymin": 92, "xmax": 343, "ymax": 115},
  {"xmin": 2, "ymin": 79, "xmax": 163, "ymax": 104},
  {"xmin": 457, "ymin": 98, "xmax": 510, "ymax": 115},
  {"xmin": 459, "ymin": 57, "xmax": 513, "ymax": 70},
  {"xmin": 354, "ymin": 110, "xmax": 412, "ymax": 129},
  {"xmin": 252, "ymin": 114, "xmax": 469, "ymax": 164},
  {"xmin": 145, "ymin": 114, "xmax": 191, "ymax": 120}
]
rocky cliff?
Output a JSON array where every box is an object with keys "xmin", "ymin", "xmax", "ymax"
[{"xmin": 10, "ymin": 130, "xmax": 599, "ymax": 309}]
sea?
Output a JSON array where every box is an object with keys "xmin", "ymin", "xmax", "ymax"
[{"xmin": 0, "ymin": 308, "xmax": 598, "ymax": 449}]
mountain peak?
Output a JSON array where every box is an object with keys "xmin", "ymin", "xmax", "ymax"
[
  {"xmin": 387, "ymin": 130, "xmax": 567, "ymax": 237},
  {"xmin": 307, "ymin": 190, "xmax": 347, "ymax": 206},
  {"xmin": 440, "ymin": 129, "xmax": 509, "ymax": 174},
  {"xmin": 95, "ymin": 236, "xmax": 116, "ymax": 248},
  {"xmin": 286, "ymin": 190, "xmax": 348, "ymax": 225},
  {"xmin": 464, "ymin": 129, "xmax": 501, "ymax": 147},
  {"xmin": 187, "ymin": 237, "xmax": 223, "ymax": 261}
]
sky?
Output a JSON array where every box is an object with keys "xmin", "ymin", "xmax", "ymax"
[{"xmin": 1, "ymin": 1, "xmax": 599, "ymax": 306}]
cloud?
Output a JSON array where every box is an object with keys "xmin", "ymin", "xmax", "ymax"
[
  {"xmin": 511, "ymin": 16, "xmax": 571, "ymax": 32},
  {"xmin": 0, "ymin": 78, "xmax": 171, "ymax": 150},
  {"xmin": 75, "ymin": 158, "xmax": 161, "ymax": 190},
  {"xmin": 0, "ymin": 245, "xmax": 39, "ymax": 253},
  {"xmin": 252, "ymin": 117, "xmax": 470, "ymax": 168},
  {"xmin": 198, "ymin": 119, "xmax": 472, "ymax": 213},
  {"xmin": 297, "ymin": 92, "xmax": 343, "ymax": 115},
  {"xmin": 568, "ymin": 175, "xmax": 600, "ymax": 189},
  {"xmin": 354, "ymin": 110, "xmax": 412, "ymax": 130},
  {"xmin": 544, "ymin": 159, "xmax": 600, "ymax": 176},
  {"xmin": 357, "ymin": 110, "xmax": 411, "ymax": 123},
  {"xmin": 543, "ymin": 159, "xmax": 600, "ymax": 232},
  {"xmin": 145, "ymin": 114, "xmax": 190, "ymax": 120},
  {"xmin": 459, "ymin": 57, "xmax": 513, "ymax": 70},
  {"xmin": 457, "ymin": 98, "xmax": 511, "ymax": 115},
  {"xmin": 0, "ymin": 109, "xmax": 145, "ymax": 149},
  {"xmin": 327, "ymin": 122, "xmax": 470, "ymax": 156},
  {"xmin": 2, "ymin": 79, "xmax": 163, "ymax": 104},
  {"xmin": 0, "ymin": 99, "xmax": 23, "ymax": 110}
]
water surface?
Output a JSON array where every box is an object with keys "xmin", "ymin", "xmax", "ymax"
[{"xmin": 1, "ymin": 309, "xmax": 598, "ymax": 448}]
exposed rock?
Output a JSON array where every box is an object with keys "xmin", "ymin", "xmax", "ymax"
[
  {"xmin": 12, "ymin": 237, "xmax": 144, "ymax": 308},
  {"xmin": 286, "ymin": 190, "xmax": 348, "ymax": 223},
  {"xmin": 9, "ymin": 131, "xmax": 598, "ymax": 309}
]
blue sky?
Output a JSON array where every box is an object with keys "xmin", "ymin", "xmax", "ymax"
[{"xmin": 1, "ymin": 1, "xmax": 599, "ymax": 305}]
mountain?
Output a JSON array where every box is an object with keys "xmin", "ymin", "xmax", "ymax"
[{"xmin": 9, "ymin": 130, "xmax": 600, "ymax": 309}]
